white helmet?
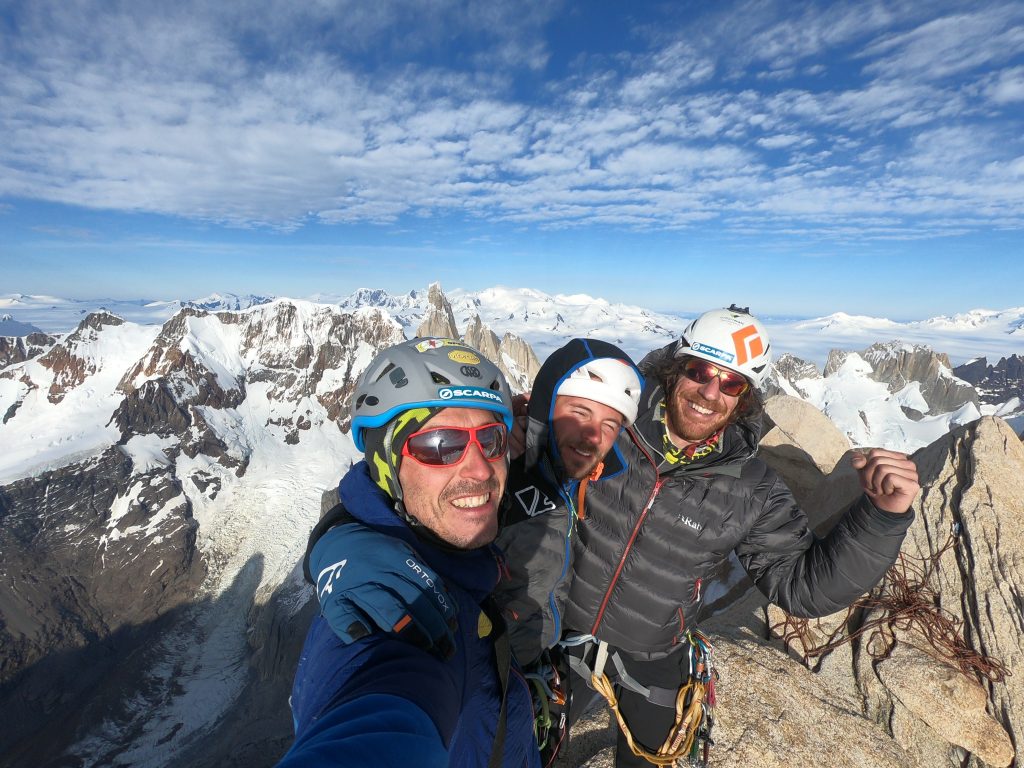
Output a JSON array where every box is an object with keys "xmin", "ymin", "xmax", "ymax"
[
  {"xmin": 557, "ymin": 357, "xmax": 643, "ymax": 425},
  {"xmin": 678, "ymin": 305, "xmax": 772, "ymax": 389}
]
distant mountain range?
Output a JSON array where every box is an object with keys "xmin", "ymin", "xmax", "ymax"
[
  {"xmin": 0, "ymin": 313, "xmax": 42, "ymax": 336},
  {"xmin": 4, "ymin": 287, "xmax": 1024, "ymax": 369},
  {"xmin": 3, "ymin": 285, "xmax": 1023, "ymax": 460}
]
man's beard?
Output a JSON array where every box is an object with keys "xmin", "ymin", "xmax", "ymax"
[
  {"xmin": 557, "ymin": 437, "xmax": 603, "ymax": 480},
  {"xmin": 667, "ymin": 389, "xmax": 731, "ymax": 443}
]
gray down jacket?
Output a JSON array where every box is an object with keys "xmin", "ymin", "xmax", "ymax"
[{"xmin": 562, "ymin": 360, "xmax": 915, "ymax": 661}]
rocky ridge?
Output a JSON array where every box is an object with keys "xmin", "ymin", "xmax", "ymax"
[
  {"xmin": 0, "ymin": 299, "xmax": 423, "ymax": 766},
  {"xmin": 415, "ymin": 282, "xmax": 540, "ymax": 391},
  {"xmin": 0, "ymin": 332, "xmax": 57, "ymax": 371},
  {"xmin": 955, "ymin": 354, "xmax": 1024, "ymax": 405}
]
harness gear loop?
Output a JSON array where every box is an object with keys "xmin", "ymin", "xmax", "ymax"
[{"xmin": 588, "ymin": 633, "xmax": 716, "ymax": 766}]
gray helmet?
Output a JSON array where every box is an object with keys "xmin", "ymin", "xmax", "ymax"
[{"xmin": 350, "ymin": 337, "xmax": 514, "ymax": 451}]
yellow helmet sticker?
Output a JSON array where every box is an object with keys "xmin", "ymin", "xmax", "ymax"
[{"xmin": 448, "ymin": 350, "xmax": 481, "ymax": 365}]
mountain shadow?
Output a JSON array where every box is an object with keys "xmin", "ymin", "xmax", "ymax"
[{"xmin": 0, "ymin": 555, "xmax": 275, "ymax": 768}]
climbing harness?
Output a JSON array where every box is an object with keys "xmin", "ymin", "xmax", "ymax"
[{"xmin": 586, "ymin": 631, "xmax": 717, "ymax": 767}]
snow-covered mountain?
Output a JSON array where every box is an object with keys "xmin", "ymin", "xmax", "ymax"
[
  {"xmin": 778, "ymin": 308, "xmax": 1024, "ymax": 368},
  {"xmin": 1, "ymin": 283, "xmax": 1023, "ymax": 767},
  {"xmin": 337, "ymin": 284, "xmax": 686, "ymax": 363},
  {"xmin": 772, "ymin": 343, "xmax": 987, "ymax": 453},
  {"xmin": 0, "ymin": 299, "xmax": 411, "ymax": 766},
  {"xmin": 0, "ymin": 313, "xmax": 42, "ymax": 336},
  {"xmin": 184, "ymin": 292, "xmax": 274, "ymax": 312},
  {"xmin": 0, "ymin": 293, "xmax": 274, "ymax": 334},
  {"xmin": 7, "ymin": 288, "xmax": 1024, "ymax": 371}
]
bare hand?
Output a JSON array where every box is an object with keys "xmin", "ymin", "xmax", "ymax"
[
  {"xmin": 850, "ymin": 448, "xmax": 920, "ymax": 514},
  {"xmin": 510, "ymin": 392, "xmax": 531, "ymax": 460}
]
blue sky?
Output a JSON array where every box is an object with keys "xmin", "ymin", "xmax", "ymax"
[{"xmin": 1, "ymin": 0, "xmax": 1022, "ymax": 319}]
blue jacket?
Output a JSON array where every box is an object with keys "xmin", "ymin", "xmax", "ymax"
[{"xmin": 278, "ymin": 462, "xmax": 541, "ymax": 768}]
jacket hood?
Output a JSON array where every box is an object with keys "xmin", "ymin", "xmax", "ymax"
[{"xmin": 524, "ymin": 338, "xmax": 642, "ymax": 476}]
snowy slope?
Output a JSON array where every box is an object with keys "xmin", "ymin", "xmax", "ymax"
[
  {"xmin": 792, "ymin": 352, "xmax": 982, "ymax": 451},
  {"xmin": 0, "ymin": 317, "xmax": 161, "ymax": 483},
  {"xmin": 1, "ymin": 300, "xmax": 405, "ymax": 765}
]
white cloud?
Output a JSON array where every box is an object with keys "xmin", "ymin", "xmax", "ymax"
[
  {"xmin": 0, "ymin": 0, "xmax": 1021, "ymax": 242},
  {"xmin": 757, "ymin": 134, "xmax": 809, "ymax": 150},
  {"xmin": 985, "ymin": 66, "xmax": 1024, "ymax": 104},
  {"xmin": 860, "ymin": 6, "xmax": 1024, "ymax": 82}
]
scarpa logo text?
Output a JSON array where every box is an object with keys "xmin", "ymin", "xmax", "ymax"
[
  {"xmin": 438, "ymin": 386, "xmax": 503, "ymax": 403},
  {"xmin": 690, "ymin": 342, "xmax": 735, "ymax": 364}
]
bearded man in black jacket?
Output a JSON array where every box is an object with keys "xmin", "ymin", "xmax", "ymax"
[{"xmin": 559, "ymin": 306, "xmax": 918, "ymax": 766}]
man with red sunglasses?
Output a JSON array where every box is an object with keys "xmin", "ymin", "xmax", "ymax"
[
  {"xmin": 278, "ymin": 338, "xmax": 541, "ymax": 768},
  {"xmin": 292, "ymin": 336, "xmax": 645, "ymax": 765}
]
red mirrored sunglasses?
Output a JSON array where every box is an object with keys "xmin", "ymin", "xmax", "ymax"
[
  {"xmin": 401, "ymin": 422, "xmax": 509, "ymax": 467},
  {"xmin": 681, "ymin": 357, "xmax": 750, "ymax": 397}
]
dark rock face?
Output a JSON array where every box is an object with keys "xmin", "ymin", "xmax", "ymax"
[
  {"xmin": 37, "ymin": 312, "xmax": 125, "ymax": 403},
  {"xmin": 0, "ymin": 332, "xmax": 58, "ymax": 369},
  {"xmin": 953, "ymin": 354, "xmax": 1024, "ymax": 404},
  {"xmin": 768, "ymin": 353, "xmax": 821, "ymax": 398},
  {"xmin": 113, "ymin": 378, "xmax": 194, "ymax": 437},
  {"xmin": 170, "ymin": 581, "xmax": 318, "ymax": 768},
  {"xmin": 0, "ymin": 447, "xmax": 206, "ymax": 764}
]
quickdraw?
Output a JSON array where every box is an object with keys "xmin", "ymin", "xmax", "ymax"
[
  {"xmin": 590, "ymin": 631, "xmax": 717, "ymax": 767},
  {"xmin": 525, "ymin": 650, "xmax": 571, "ymax": 767}
]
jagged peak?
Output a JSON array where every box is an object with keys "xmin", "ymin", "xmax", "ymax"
[
  {"xmin": 339, "ymin": 287, "xmax": 422, "ymax": 312},
  {"xmin": 861, "ymin": 340, "xmax": 937, "ymax": 359},
  {"xmin": 77, "ymin": 310, "xmax": 126, "ymax": 333},
  {"xmin": 184, "ymin": 293, "xmax": 273, "ymax": 312}
]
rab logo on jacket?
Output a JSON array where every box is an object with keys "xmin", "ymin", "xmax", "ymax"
[{"xmin": 677, "ymin": 515, "xmax": 703, "ymax": 533}]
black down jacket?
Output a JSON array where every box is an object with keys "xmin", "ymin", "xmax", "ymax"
[{"xmin": 562, "ymin": 358, "xmax": 914, "ymax": 661}]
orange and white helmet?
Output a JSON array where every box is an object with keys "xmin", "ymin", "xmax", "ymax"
[{"xmin": 677, "ymin": 305, "xmax": 772, "ymax": 389}]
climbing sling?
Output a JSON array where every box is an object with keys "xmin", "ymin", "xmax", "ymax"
[{"xmin": 585, "ymin": 632, "xmax": 717, "ymax": 766}]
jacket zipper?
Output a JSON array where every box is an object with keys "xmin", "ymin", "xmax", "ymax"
[{"xmin": 590, "ymin": 434, "xmax": 663, "ymax": 634}]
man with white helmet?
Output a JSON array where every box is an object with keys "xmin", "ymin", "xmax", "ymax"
[
  {"xmin": 494, "ymin": 338, "xmax": 644, "ymax": 669},
  {"xmin": 279, "ymin": 338, "xmax": 540, "ymax": 768},
  {"xmin": 561, "ymin": 305, "xmax": 919, "ymax": 767}
]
